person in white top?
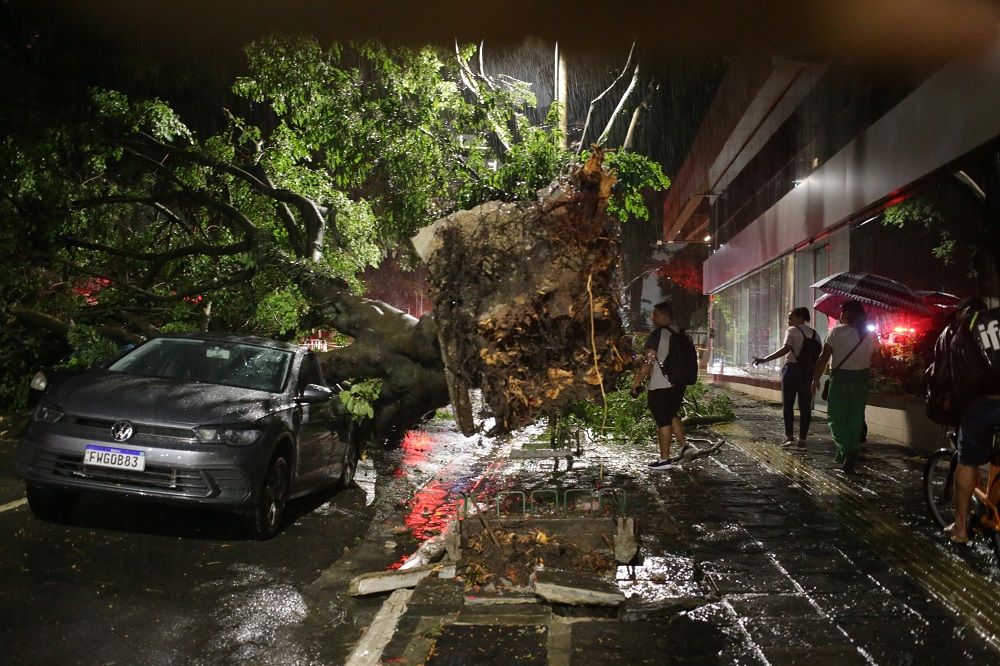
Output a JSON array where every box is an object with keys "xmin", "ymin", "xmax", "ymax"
[
  {"xmin": 753, "ymin": 307, "xmax": 819, "ymax": 449},
  {"xmin": 631, "ymin": 302, "xmax": 689, "ymax": 472},
  {"xmin": 810, "ymin": 300, "xmax": 879, "ymax": 474}
]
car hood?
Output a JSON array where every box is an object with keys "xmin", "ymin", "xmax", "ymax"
[{"xmin": 46, "ymin": 371, "xmax": 290, "ymax": 426}]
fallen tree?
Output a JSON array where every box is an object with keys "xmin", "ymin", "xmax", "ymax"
[
  {"xmin": 0, "ymin": 32, "xmax": 664, "ymax": 441},
  {"xmin": 300, "ymin": 152, "xmax": 632, "ymax": 441},
  {"xmin": 414, "ymin": 150, "xmax": 632, "ymax": 434}
]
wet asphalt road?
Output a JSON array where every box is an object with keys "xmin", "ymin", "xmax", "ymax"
[
  {"xmin": 0, "ymin": 415, "xmax": 504, "ymax": 666},
  {"xmin": 4, "ymin": 389, "xmax": 1000, "ymax": 665}
]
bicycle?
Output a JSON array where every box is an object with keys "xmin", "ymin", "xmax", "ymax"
[{"xmin": 923, "ymin": 428, "xmax": 1000, "ymax": 561}]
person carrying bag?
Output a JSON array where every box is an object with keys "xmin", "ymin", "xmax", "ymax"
[
  {"xmin": 752, "ymin": 307, "xmax": 819, "ymax": 449},
  {"xmin": 811, "ymin": 300, "xmax": 878, "ymax": 474}
]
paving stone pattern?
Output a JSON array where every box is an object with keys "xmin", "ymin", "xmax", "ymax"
[{"xmin": 379, "ymin": 391, "xmax": 1000, "ymax": 665}]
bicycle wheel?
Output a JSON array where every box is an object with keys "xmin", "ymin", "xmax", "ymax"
[
  {"xmin": 924, "ymin": 448, "xmax": 959, "ymax": 529},
  {"xmin": 972, "ymin": 497, "xmax": 1000, "ymax": 563},
  {"xmin": 988, "ymin": 527, "xmax": 1000, "ymax": 563}
]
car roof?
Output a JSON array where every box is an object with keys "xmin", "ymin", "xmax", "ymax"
[{"xmin": 151, "ymin": 332, "xmax": 303, "ymax": 353}]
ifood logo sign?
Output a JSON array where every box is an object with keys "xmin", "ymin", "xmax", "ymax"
[{"xmin": 977, "ymin": 318, "xmax": 1000, "ymax": 352}]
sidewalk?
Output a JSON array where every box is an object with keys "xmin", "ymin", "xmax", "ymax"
[{"xmin": 348, "ymin": 389, "xmax": 1000, "ymax": 665}]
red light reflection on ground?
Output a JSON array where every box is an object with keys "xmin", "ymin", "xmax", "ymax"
[
  {"xmin": 397, "ymin": 430, "xmax": 460, "ymax": 548},
  {"xmin": 388, "ymin": 430, "xmax": 507, "ymax": 570}
]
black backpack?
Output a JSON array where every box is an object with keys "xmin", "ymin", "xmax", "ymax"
[
  {"xmin": 794, "ymin": 326, "xmax": 822, "ymax": 375},
  {"xmin": 924, "ymin": 310, "xmax": 994, "ymax": 425},
  {"xmin": 657, "ymin": 327, "xmax": 699, "ymax": 387}
]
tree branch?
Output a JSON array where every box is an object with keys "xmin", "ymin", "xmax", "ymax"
[
  {"xmin": 597, "ymin": 64, "xmax": 640, "ymax": 147},
  {"xmin": 65, "ymin": 236, "xmax": 255, "ymax": 263},
  {"xmin": 42, "ymin": 252, "xmax": 256, "ymax": 303},
  {"xmin": 622, "ymin": 81, "xmax": 658, "ymax": 151},
  {"xmin": 127, "ymin": 132, "xmax": 334, "ymax": 259},
  {"xmin": 455, "ymin": 42, "xmax": 512, "ymax": 154},
  {"xmin": 577, "ymin": 43, "xmax": 636, "ymax": 153}
]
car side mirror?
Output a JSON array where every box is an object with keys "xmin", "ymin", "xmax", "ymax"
[{"xmin": 299, "ymin": 383, "xmax": 334, "ymax": 403}]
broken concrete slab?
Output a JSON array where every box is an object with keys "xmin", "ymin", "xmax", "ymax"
[
  {"xmin": 348, "ymin": 564, "xmax": 438, "ymax": 596},
  {"xmin": 614, "ymin": 517, "xmax": 639, "ymax": 564},
  {"xmin": 399, "ymin": 517, "xmax": 459, "ymax": 571},
  {"xmin": 532, "ymin": 569, "xmax": 626, "ymax": 607},
  {"xmin": 343, "ymin": 588, "xmax": 413, "ymax": 666},
  {"xmin": 618, "ymin": 596, "xmax": 710, "ymax": 621},
  {"xmin": 404, "ymin": 577, "xmax": 466, "ymax": 616}
]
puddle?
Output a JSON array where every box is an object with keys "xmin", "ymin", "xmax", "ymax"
[
  {"xmin": 191, "ymin": 564, "xmax": 309, "ymax": 665},
  {"xmin": 354, "ymin": 457, "xmax": 377, "ymax": 506},
  {"xmin": 615, "ymin": 554, "xmax": 704, "ymax": 601},
  {"xmin": 382, "ymin": 426, "xmax": 510, "ymax": 568}
]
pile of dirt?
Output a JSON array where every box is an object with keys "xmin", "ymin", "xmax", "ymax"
[
  {"xmin": 414, "ymin": 150, "xmax": 633, "ymax": 435},
  {"xmin": 459, "ymin": 520, "xmax": 616, "ymax": 591}
]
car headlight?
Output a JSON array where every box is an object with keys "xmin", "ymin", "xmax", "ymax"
[
  {"xmin": 194, "ymin": 425, "xmax": 264, "ymax": 446},
  {"xmin": 29, "ymin": 371, "xmax": 48, "ymax": 392},
  {"xmin": 33, "ymin": 402, "xmax": 64, "ymax": 424}
]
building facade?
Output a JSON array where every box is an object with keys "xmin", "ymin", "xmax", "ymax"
[{"xmin": 663, "ymin": 39, "xmax": 1000, "ymax": 413}]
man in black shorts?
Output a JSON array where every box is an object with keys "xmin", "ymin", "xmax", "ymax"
[
  {"xmin": 929, "ymin": 301, "xmax": 1000, "ymax": 543},
  {"xmin": 631, "ymin": 302, "xmax": 688, "ymax": 471}
]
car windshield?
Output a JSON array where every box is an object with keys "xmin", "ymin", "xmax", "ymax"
[{"xmin": 108, "ymin": 338, "xmax": 293, "ymax": 393}]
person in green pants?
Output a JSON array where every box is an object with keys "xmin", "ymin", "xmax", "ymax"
[{"xmin": 810, "ymin": 300, "xmax": 878, "ymax": 474}]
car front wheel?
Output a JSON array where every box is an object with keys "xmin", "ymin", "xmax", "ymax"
[
  {"xmin": 248, "ymin": 454, "xmax": 289, "ymax": 540},
  {"xmin": 26, "ymin": 485, "xmax": 79, "ymax": 523},
  {"xmin": 338, "ymin": 439, "xmax": 359, "ymax": 488}
]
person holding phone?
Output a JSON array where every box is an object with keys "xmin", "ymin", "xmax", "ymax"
[{"xmin": 631, "ymin": 302, "xmax": 689, "ymax": 471}]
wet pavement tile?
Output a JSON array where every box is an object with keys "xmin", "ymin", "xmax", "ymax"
[
  {"xmin": 568, "ymin": 614, "xmax": 755, "ymax": 665},
  {"xmin": 740, "ymin": 614, "xmax": 851, "ymax": 648},
  {"xmin": 791, "ymin": 573, "xmax": 879, "ymax": 596},
  {"xmin": 725, "ymin": 593, "xmax": 819, "ymax": 618},
  {"xmin": 834, "ymin": 616, "xmax": 935, "ymax": 651},
  {"xmin": 889, "ymin": 591, "xmax": 969, "ymax": 619},
  {"xmin": 809, "ymin": 591, "xmax": 915, "ymax": 619},
  {"xmin": 724, "ymin": 509, "xmax": 797, "ymax": 528},
  {"xmin": 705, "ymin": 571, "xmax": 798, "ymax": 594},
  {"xmin": 425, "ymin": 624, "xmax": 547, "ymax": 665},
  {"xmin": 697, "ymin": 553, "xmax": 778, "ymax": 575},
  {"xmin": 759, "ymin": 646, "xmax": 869, "ymax": 666},
  {"xmin": 775, "ymin": 550, "xmax": 859, "ymax": 575}
]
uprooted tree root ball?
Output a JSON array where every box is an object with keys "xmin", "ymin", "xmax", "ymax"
[{"xmin": 414, "ymin": 150, "xmax": 633, "ymax": 435}]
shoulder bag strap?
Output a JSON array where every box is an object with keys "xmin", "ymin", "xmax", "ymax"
[
  {"xmin": 653, "ymin": 326, "xmax": 677, "ymax": 373},
  {"xmin": 791, "ymin": 325, "xmax": 804, "ymax": 362},
  {"xmin": 831, "ymin": 332, "xmax": 867, "ymax": 375}
]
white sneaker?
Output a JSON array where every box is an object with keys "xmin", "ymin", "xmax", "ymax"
[{"xmin": 648, "ymin": 459, "xmax": 673, "ymax": 471}]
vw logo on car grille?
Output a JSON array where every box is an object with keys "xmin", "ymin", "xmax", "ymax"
[{"xmin": 111, "ymin": 420, "xmax": 135, "ymax": 442}]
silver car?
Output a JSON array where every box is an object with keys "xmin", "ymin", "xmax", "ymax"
[{"xmin": 15, "ymin": 333, "xmax": 359, "ymax": 539}]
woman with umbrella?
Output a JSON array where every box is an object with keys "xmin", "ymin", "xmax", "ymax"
[{"xmin": 810, "ymin": 300, "xmax": 879, "ymax": 473}]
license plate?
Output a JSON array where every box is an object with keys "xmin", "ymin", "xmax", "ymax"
[{"xmin": 83, "ymin": 445, "xmax": 146, "ymax": 472}]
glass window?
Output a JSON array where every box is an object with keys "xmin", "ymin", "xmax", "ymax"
[
  {"xmin": 708, "ymin": 255, "xmax": 792, "ymax": 378},
  {"xmin": 297, "ymin": 353, "xmax": 325, "ymax": 393},
  {"xmin": 110, "ymin": 338, "xmax": 293, "ymax": 393}
]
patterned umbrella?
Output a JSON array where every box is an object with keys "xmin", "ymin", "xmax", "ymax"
[
  {"xmin": 916, "ymin": 290, "xmax": 964, "ymax": 311},
  {"xmin": 813, "ymin": 292, "xmax": 894, "ymax": 320},
  {"xmin": 811, "ymin": 272, "xmax": 931, "ymax": 316}
]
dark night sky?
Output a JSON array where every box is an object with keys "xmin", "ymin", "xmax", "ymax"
[{"xmin": 62, "ymin": 0, "xmax": 1000, "ymax": 70}]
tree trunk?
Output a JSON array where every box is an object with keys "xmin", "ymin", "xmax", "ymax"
[{"xmin": 299, "ymin": 279, "xmax": 449, "ymax": 444}]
